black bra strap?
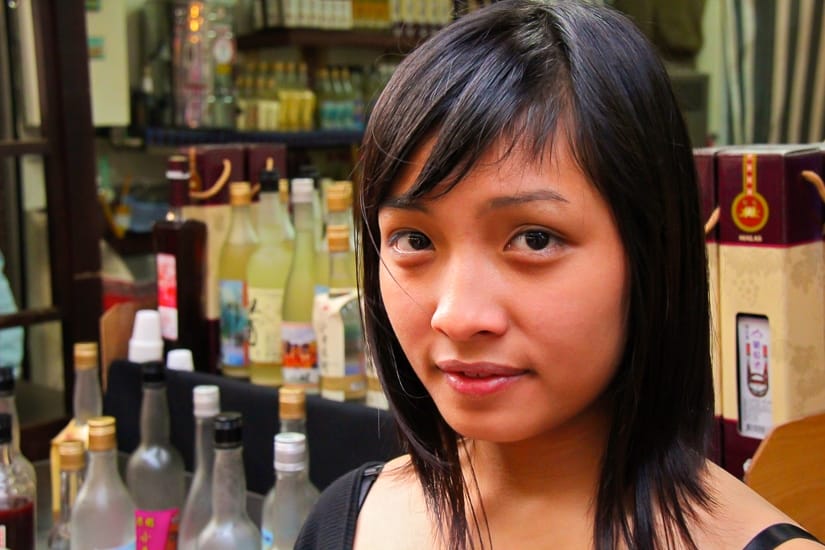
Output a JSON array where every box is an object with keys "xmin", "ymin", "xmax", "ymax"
[
  {"xmin": 743, "ymin": 523, "xmax": 821, "ymax": 550},
  {"xmin": 357, "ymin": 462, "xmax": 385, "ymax": 510}
]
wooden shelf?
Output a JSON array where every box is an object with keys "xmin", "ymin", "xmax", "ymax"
[
  {"xmin": 145, "ymin": 127, "xmax": 364, "ymax": 150},
  {"xmin": 0, "ymin": 138, "xmax": 49, "ymax": 158},
  {"xmin": 237, "ymin": 27, "xmax": 425, "ymax": 53}
]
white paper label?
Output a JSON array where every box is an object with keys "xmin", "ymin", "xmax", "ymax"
[
  {"xmin": 248, "ymin": 287, "xmax": 285, "ymax": 363},
  {"xmin": 737, "ymin": 314, "xmax": 772, "ymax": 439}
]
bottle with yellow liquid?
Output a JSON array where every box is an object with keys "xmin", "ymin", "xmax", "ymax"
[
  {"xmin": 281, "ymin": 178, "xmax": 319, "ymax": 393},
  {"xmin": 219, "ymin": 181, "xmax": 259, "ymax": 378},
  {"xmin": 248, "ymin": 169, "xmax": 293, "ymax": 387}
]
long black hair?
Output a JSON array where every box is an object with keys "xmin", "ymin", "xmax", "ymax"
[{"xmin": 357, "ymin": 1, "xmax": 715, "ymax": 548}]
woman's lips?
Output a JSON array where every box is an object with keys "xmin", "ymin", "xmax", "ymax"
[{"xmin": 437, "ymin": 361, "xmax": 529, "ymax": 397}]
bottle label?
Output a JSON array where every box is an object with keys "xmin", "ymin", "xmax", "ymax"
[
  {"xmin": 736, "ymin": 314, "xmax": 772, "ymax": 439},
  {"xmin": 220, "ymin": 278, "xmax": 250, "ymax": 367},
  {"xmin": 261, "ymin": 528, "xmax": 274, "ymax": 549},
  {"xmin": 282, "ymin": 321, "xmax": 319, "ymax": 387},
  {"xmin": 248, "ymin": 286, "xmax": 285, "ymax": 364},
  {"xmin": 157, "ymin": 253, "xmax": 179, "ymax": 341},
  {"xmin": 136, "ymin": 508, "xmax": 179, "ymax": 550}
]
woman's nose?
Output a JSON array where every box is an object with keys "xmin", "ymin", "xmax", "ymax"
[{"xmin": 430, "ymin": 257, "xmax": 509, "ymax": 341}]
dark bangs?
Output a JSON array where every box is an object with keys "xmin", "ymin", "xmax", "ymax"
[{"xmin": 361, "ymin": 0, "xmax": 573, "ymax": 209}]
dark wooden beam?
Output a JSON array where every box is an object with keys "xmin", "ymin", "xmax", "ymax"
[
  {"xmin": 0, "ymin": 139, "xmax": 49, "ymax": 158},
  {"xmin": 0, "ymin": 307, "xmax": 60, "ymax": 329}
]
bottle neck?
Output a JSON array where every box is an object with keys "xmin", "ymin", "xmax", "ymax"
[
  {"xmin": 279, "ymin": 417, "xmax": 306, "ymax": 435},
  {"xmin": 227, "ymin": 203, "xmax": 257, "ymax": 243},
  {"xmin": 257, "ymin": 192, "xmax": 285, "ymax": 242},
  {"xmin": 73, "ymin": 367, "xmax": 102, "ymax": 426},
  {"xmin": 211, "ymin": 446, "xmax": 247, "ymax": 520},
  {"xmin": 86, "ymin": 448, "xmax": 120, "ymax": 487},
  {"xmin": 194, "ymin": 416, "xmax": 215, "ymax": 477},
  {"xmin": 0, "ymin": 394, "xmax": 21, "ymax": 452},
  {"xmin": 140, "ymin": 384, "xmax": 170, "ymax": 445},
  {"xmin": 292, "ymin": 201, "xmax": 314, "ymax": 234},
  {"xmin": 275, "ymin": 467, "xmax": 309, "ymax": 485},
  {"xmin": 328, "ymin": 249, "xmax": 356, "ymax": 295},
  {"xmin": 58, "ymin": 469, "xmax": 84, "ymax": 525}
]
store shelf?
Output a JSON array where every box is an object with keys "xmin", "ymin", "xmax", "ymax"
[
  {"xmin": 144, "ymin": 127, "xmax": 364, "ymax": 150},
  {"xmin": 237, "ymin": 26, "xmax": 423, "ymax": 53}
]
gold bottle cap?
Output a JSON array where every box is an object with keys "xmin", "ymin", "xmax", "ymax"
[
  {"xmin": 279, "ymin": 386, "xmax": 306, "ymax": 420},
  {"xmin": 73, "ymin": 342, "xmax": 99, "ymax": 371},
  {"xmin": 87, "ymin": 416, "xmax": 117, "ymax": 451},
  {"xmin": 327, "ymin": 225, "xmax": 351, "ymax": 252},
  {"xmin": 326, "ymin": 184, "xmax": 352, "ymax": 213},
  {"xmin": 58, "ymin": 440, "xmax": 86, "ymax": 471},
  {"xmin": 229, "ymin": 181, "xmax": 252, "ymax": 205}
]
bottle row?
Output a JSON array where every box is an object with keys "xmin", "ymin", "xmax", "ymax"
[
  {"xmin": 234, "ymin": 61, "xmax": 398, "ymax": 132},
  {"xmin": 256, "ymin": 0, "xmax": 454, "ymax": 31},
  {"xmin": 24, "ymin": 341, "xmax": 320, "ymax": 550},
  {"xmin": 154, "ymin": 152, "xmax": 382, "ymax": 404}
]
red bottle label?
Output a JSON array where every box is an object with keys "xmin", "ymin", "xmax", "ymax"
[
  {"xmin": 157, "ymin": 253, "xmax": 179, "ymax": 340},
  {"xmin": 136, "ymin": 508, "xmax": 179, "ymax": 550}
]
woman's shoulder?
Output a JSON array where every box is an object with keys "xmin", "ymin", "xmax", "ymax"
[
  {"xmin": 354, "ymin": 454, "xmax": 436, "ymax": 550},
  {"xmin": 695, "ymin": 461, "xmax": 823, "ymax": 549}
]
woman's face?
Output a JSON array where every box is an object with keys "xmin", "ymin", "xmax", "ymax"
[{"xmin": 377, "ymin": 138, "xmax": 629, "ymax": 443}]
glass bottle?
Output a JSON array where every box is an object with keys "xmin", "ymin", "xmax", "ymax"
[
  {"xmin": 219, "ymin": 181, "xmax": 260, "ymax": 379},
  {"xmin": 321, "ymin": 225, "xmax": 367, "ymax": 402},
  {"xmin": 153, "ymin": 155, "xmax": 208, "ymax": 372},
  {"xmin": 178, "ymin": 385, "xmax": 220, "ymax": 550},
  {"xmin": 0, "ymin": 412, "xmax": 34, "ymax": 550},
  {"xmin": 0, "ymin": 367, "xmax": 35, "ymax": 487},
  {"xmin": 73, "ymin": 341, "xmax": 103, "ymax": 428},
  {"xmin": 261, "ymin": 433, "xmax": 319, "ymax": 550},
  {"xmin": 126, "ymin": 362, "xmax": 186, "ymax": 548},
  {"xmin": 278, "ymin": 386, "xmax": 316, "ymax": 481},
  {"xmin": 71, "ymin": 416, "xmax": 136, "ymax": 549},
  {"xmin": 248, "ymin": 169, "xmax": 293, "ymax": 388},
  {"xmin": 197, "ymin": 412, "xmax": 260, "ymax": 549},
  {"xmin": 281, "ymin": 178, "xmax": 319, "ymax": 393},
  {"xmin": 47, "ymin": 440, "xmax": 85, "ymax": 550}
]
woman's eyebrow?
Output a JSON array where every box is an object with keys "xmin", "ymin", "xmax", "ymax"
[
  {"xmin": 487, "ymin": 189, "xmax": 569, "ymax": 210},
  {"xmin": 379, "ymin": 195, "xmax": 429, "ymax": 212}
]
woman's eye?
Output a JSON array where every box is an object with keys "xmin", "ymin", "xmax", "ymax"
[
  {"xmin": 509, "ymin": 230, "xmax": 561, "ymax": 252},
  {"xmin": 389, "ymin": 231, "xmax": 433, "ymax": 252}
]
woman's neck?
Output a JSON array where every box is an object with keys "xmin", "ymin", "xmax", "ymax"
[{"xmin": 461, "ymin": 398, "xmax": 611, "ymax": 523}]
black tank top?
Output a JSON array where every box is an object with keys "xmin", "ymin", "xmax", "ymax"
[{"xmin": 744, "ymin": 523, "xmax": 821, "ymax": 550}]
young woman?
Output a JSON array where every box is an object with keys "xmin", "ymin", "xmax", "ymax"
[{"xmin": 297, "ymin": 1, "xmax": 824, "ymax": 548}]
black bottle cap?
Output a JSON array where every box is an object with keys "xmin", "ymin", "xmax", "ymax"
[
  {"xmin": 0, "ymin": 366, "xmax": 15, "ymax": 395},
  {"xmin": 214, "ymin": 411, "xmax": 243, "ymax": 448},
  {"xmin": 141, "ymin": 361, "xmax": 166, "ymax": 386},
  {"xmin": 0, "ymin": 413, "xmax": 11, "ymax": 444},
  {"xmin": 298, "ymin": 165, "xmax": 321, "ymax": 189},
  {"xmin": 259, "ymin": 168, "xmax": 280, "ymax": 193}
]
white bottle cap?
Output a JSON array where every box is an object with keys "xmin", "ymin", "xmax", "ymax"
[
  {"xmin": 128, "ymin": 309, "xmax": 163, "ymax": 363},
  {"xmin": 193, "ymin": 385, "xmax": 220, "ymax": 418},
  {"xmin": 291, "ymin": 178, "xmax": 314, "ymax": 204},
  {"xmin": 274, "ymin": 432, "xmax": 307, "ymax": 472},
  {"xmin": 166, "ymin": 349, "xmax": 194, "ymax": 371}
]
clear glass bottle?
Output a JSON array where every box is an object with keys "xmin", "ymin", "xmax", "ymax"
[
  {"xmin": 197, "ymin": 412, "xmax": 260, "ymax": 549},
  {"xmin": 281, "ymin": 178, "xmax": 319, "ymax": 393},
  {"xmin": 126, "ymin": 361, "xmax": 186, "ymax": 548},
  {"xmin": 0, "ymin": 412, "xmax": 34, "ymax": 549},
  {"xmin": 261, "ymin": 433, "xmax": 319, "ymax": 550},
  {"xmin": 248, "ymin": 169, "xmax": 293, "ymax": 388},
  {"xmin": 47, "ymin": 440, "xmax": 85, "ymax": 550},
  {"xmin": 219, "ymin": 181, "xmax": 260, "ymax": 379},
  {"xmin": 73, "ymin": 341, "xmax": 103, "ymax": 428},
  {"xmin": 279, "ymin": 178, "xmax": 296, "ymax": 245},
  {"xmin": 178, "ymin": 385, "xmax": 220, "ymax": 550},
  {"xmin": 321, "ymin": 225, "xmax": 367, "ymax": 402},
  {"xmin": 71, "ymin": 416, "xmax": 136, "ymax": 549},
  {"xmin": 0, "ymin": 367, "xmax": 36, "ymax": 492}
]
